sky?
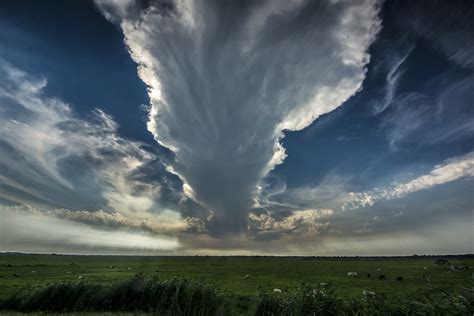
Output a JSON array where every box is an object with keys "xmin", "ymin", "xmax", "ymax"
[{"xmin": 0, "ymin": 0, "xmax": 472, "ymax": 256}]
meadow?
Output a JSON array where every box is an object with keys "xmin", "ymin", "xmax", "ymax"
[{"xmin": 0, "ymin": 253, "xmax": 472, "ymax": 314}]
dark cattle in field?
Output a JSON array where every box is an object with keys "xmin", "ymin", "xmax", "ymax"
[
  {"xmin": 367, "ymin": 273, "xmax": 371, "ymax": 278},
  {"xmin": 396, "ymin": 276, "xmax": 404, "ymax": 281},
  {"xmin": 434, "ymin": 259, "xmax": 450, "ymax": 266},
  {"xmin": 378, "ymin": 275, "xmax": 386, "ymax": 280}
]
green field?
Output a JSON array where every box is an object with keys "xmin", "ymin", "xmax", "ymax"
[{"xmin": 0, "ymin": 253, "xmax": 473, "ymax": 314}]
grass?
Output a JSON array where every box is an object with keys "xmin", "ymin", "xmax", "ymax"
[
  {"xmin": 2, "ymin": 274, "xmax": 226, "ymax": 315},
  {"xmin": 0, "ymin": 253, "xmax": 473, "ymax": 314},
  {"xmin": 249, "ymin": 284, "xmax": 474, "ymax": 315}
]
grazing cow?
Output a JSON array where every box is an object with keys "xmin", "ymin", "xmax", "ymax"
[
  {"xmin": 378, "ymin": 275, "xmax": 386, "ymax": 280},
  {"xmin": 78, "ymin": 276, "xmax": 83, "ymax": 280},
  {"xmin": 245, "ymin": 274, "xmax": 251, "ymax": 279},
  {"xmin": 13, "ymin": 274, "xmax": 20, "ymax": 277},
  {"xmin": 347, "ymin": 272, "xmax": 358, "ymax": 277},
  {"xmin": 434, "ymin": 259, "xmax": 450, "ymax": 266},
  {"xmin": 396, "ymin": 276, "xmax": 404, "ymax": 281},
  {"xmin": 363, "ymin": 290, "xmax": 376, "ymax": 299},
  {"xmin": 367, "ymin": 273, "xmax": 371, "ymax": 278},
  {"xmin": 273, "ymin": 289, "xmax": 282, "ymax": 293}
]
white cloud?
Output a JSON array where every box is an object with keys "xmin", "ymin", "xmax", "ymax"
[
  {"xmin": 0, "ymin": 60, "xmax": 183, "ymax": 225},
  {"xmin": 95, "ymin": 0, "xmax": 382, "ymax": 234},
  {"xmin": 372, "ymin": 46, "xmax": 413, "ymax": 114},
  {"xmin": 382, "ymin": 74, "xmax": 474, "ymax": 151},
  {"xmin": 343, "ymin": 151, "xmax": 474, "ymax": 210},
  {"xmin": 50, "ymin": 208, "xmax": 187, "ymax": 235},
  {"xmin": 0, "ymin": 205, "xmax": 179, "ymax": 254},
  {"xmin": 249, "ymin": 209, "xmax": 333, "ymax": 236}
]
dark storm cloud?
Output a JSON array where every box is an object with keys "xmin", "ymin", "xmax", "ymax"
[{"xmin": 96, "ymin": 0, "xmax": 382, "ymax": 236}]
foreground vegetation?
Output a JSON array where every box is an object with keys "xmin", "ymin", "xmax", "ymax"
[
  {"xmin": 0, "ymin": 254, "xmax": 473, "ymax": 314},
  {"xmin": 2, "ymin": 274, "xmax": 224, "ymax": 315},
  {"xmin": 2, "ymin": 274, "xmax": 473, "ymax": 315}
]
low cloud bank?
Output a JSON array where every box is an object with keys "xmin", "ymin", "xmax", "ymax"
[{"xmin": 0, "ymin": 205, "xmax": 179, "ymax": 254}]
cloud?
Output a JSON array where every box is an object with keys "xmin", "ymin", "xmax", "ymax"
[
  {"xmin": 95, "ymin": 0, "xmax": 382, "ymax": 235},
  {"xmin": 371, "ymin": 45, "xmax": 413, "ymax": 115},
  {"xmin": 50, "ymin": 208, "xmax": 186, "ymax": 235},
  {"xmin": 382, "ymin": 74, "xmax": 474, "ymax": 150},
  {"xmin": 306, "ymin": 215, "xmax": 474, "ymax": 255},
  {"xmin": 0, "ymin": 205, "xmax": 179, "ymax": 254},
  {"xmin": 249, "ymin": 209, "xmax": 333, "ymax": 239},
  {"xmin": 404, "ymin": 1, "xmax": 474, "ymax": 69},
  {"xmin": 0, "ymin": 60, "xmax": 180, "ymax": 223},
  {"xmin": 343, "ymin": 151, "xmax": 474, "ymax": 210},
  {"xmin": 256, "ymin": 173, "xmax": 350, "ymax": 214},
  {"xmin": 176, "ymin": 204, "xmax": 473, "ymax": 255}
]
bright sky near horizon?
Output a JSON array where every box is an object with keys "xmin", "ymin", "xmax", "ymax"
[{"xmin": 0, "ymin": 0, "xmax": 473, "ymax": 255}]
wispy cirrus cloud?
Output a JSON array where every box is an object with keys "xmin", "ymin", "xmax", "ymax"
[
  {"xmin": 95, "ymin": 0, "xmax": 382, "ymax": 235},
  {"xmin": 382, "ymin": 74, "xmax": 474, "ymax": 151},
  {"xmin": 343, "ymin": 151, "xmax": 474, "ymax": 210},
  {"xmin": 0, "ymin": 60, "xmax": 185, "ymax": 229},
  {"xmin": 371, "ymin": 45, "xmax": 413, "ymax": 115},
  {"xmin": 404, "ymin": 1, "xmax": 474, "ymax": 69}
]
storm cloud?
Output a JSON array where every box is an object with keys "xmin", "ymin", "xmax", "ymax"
[
  {"xmin": 95, "ymin": 0, "xmax": 382, "ymax": 235},
  {"xmin": 1, "ymin": 0, "xmax": 472, "ymax": 255}
]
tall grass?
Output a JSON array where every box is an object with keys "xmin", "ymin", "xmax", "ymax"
[
  {"xmin": 1, "ymin": 274, "xmax": 227, "ymax": 315},
  {"xmin": 2, "ymin": 276, "xmax": 473, "ymax": 315},
  {"xmin": 248, "ymin": 284, "xmax": 474, "ymax": 316}
]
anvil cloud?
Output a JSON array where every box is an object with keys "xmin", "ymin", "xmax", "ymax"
[{"xmin": 96, "ymin": 0, "xmax": 382, "ymax": 235}]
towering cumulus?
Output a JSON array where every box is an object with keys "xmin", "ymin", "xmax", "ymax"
[{"xmin": 95, "ymin": 0, "xmax": 381, "ymax": 235}]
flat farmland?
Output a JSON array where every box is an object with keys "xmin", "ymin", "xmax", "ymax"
[{"xmin": 0, "ymin": 254, "xmax": 472, "ymax": 314}]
